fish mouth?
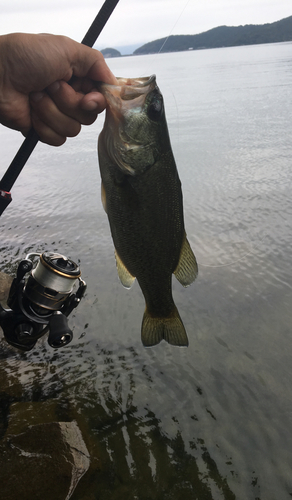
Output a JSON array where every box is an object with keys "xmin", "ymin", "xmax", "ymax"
[
  {"xmin": 98, "ymin": 75, "xmax": 157, "ymax": 110},
  {"xmin": 98, "ymin": 75, "xmax": 158, "ymax": 175}
]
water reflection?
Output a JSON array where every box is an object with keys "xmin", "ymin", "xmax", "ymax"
[
  {"xmin": 0, "ymin": 339, "xmax": 239, "ymax": 499},
  {"xmin": 1, "ymin": 43, "xmax": 292, "ymax": 500}
]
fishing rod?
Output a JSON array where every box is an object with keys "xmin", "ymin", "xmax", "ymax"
[
  {"xmin": 0, "ymin": 0, "xmax": 120, "ymax": 351},
  {"xmin": 0, "ymin": 0, "xmax": 120, "ymax": 217}
]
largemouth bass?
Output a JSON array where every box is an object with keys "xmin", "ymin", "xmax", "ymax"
[{"xmin": 98, "ymin": 75, "xmax": 198, "ymax": 347}]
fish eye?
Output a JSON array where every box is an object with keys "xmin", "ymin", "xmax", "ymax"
[{"xmin": 147, "ymin": 95, "xmax": 163, "ymax": 121}]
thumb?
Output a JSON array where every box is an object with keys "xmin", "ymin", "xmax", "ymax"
[{"xmin": 71, "ymin": 43, "xmax": 118, "ymax": 85}]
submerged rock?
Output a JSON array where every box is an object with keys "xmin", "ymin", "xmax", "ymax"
[
  {"xmin": 0, "ymin": 413, "xmax": 90, "ymax": 500},
  {"xmin": 0, "ymin": 271, "xmax": 12, "ymax": 306}
]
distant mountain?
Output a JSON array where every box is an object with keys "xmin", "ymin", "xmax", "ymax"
[
  {"xmin": 101, "ymin": 47, "xmax": 121, "ymax": 58},
  {"xmin": 134, "ymin": 15, "xmax": 292, "ymax": 55},
  {"xmin": 115, "ymin": 43, "xmax": 142, "ymax": 55}
]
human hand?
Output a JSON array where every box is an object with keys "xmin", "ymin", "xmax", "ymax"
[{"xmin": 0, "ymin": 33, "xmax": 117, "ymax": 146}]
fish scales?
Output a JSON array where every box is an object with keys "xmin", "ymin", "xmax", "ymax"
[{"xmin": 98, "ymin": 75, "xmax": 198, "ymax": 347}]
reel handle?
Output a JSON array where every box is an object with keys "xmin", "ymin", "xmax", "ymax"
[{"xmin": 48, "ymin": 312, "xmax": 73, "ymax": 348}]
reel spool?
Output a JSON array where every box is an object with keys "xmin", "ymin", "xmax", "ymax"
[{"xmin": 0, "ymin": 251, "xmax": 86, "ymax": 351}]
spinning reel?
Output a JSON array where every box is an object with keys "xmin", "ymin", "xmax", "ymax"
[{"xmin": 0, "ymin": 251, "xmax": 86, "ymax": 351}]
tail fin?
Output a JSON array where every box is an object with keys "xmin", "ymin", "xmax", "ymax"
[{"xmin": 141, "ymin": 307, "xmax": 189, "ymax": 347}]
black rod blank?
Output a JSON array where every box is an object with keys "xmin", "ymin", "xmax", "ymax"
[{"xmin": 0, "ymin": 0, "xmax": 120, "ymax": 199}]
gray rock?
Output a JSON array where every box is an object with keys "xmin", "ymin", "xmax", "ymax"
[
  {"xmin": 59, "ymin": 421, "xmax": 91, "ymax": 499},
  {"xmin": 0, "ymin": 271, "xmax": 12, "ymax": 306},
  {"xmin": 0, "ymin": 418, "xmax": 90, "ymax": 500}
]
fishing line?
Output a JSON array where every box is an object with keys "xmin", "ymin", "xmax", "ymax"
[
  {"xmin": 141, "ymin": 0, "xmax": 193, "ymax": 166},
  {"xmin": 102, "ymin": 2, "xmax": 266, "ymax": 272},
  {"xmin": 137, "ymin": 0, "xmax": 253, "ymax": 271},
  {"xmin": 197, "ymin": 248, "xmax": 259, "ymax": 268},
  {"xmin": 146, "ymin": 1, "xmax": 252, "ymax": 270},
  {"xmin": 139, "ymin": 0, "xmax": 267, "ymax": 271},
  {"xmin": 139, "ymin": 0, "xmax": 193, "ymax": 76},
  {"xmin": 157, "ymin": 0, "xmax": 193, "ymax": 55},
  {"xmin": 195, "ymin": 221, "xmax": 269, "ymax": 269}
]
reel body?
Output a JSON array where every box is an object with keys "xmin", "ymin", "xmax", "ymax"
[{"xmin": 0, "ymin": 252, "xmax": 86, "ymax": 351}]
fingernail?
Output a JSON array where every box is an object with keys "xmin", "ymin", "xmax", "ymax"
[
  {"xmin": 48, "ymin": 81, "xmax": 60, "ymax": 93},
  {"xmin": 30, "ymin": 91, "xmax": 44, "ymax": 102},
  {"xmin": 84, "ymin": 100, "xmax": 99, "ymax": 111}
]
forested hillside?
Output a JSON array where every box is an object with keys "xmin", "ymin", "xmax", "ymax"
[{"xmin": 134, "ymin": 15, "xmax": 292, "ymax": 54}]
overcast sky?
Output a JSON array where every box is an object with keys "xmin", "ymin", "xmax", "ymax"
[{"xmin": 0, "ymin": 0, "xmax": 291, "ymax": 54}]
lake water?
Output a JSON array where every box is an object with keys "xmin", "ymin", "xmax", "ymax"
[{"xmin": 1, "ymin": 42, "xmax": 292, "ymax": 499}]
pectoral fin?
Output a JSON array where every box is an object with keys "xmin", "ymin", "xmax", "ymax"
[
  {"xmin": 101, "ymin": 181, "xmax": 107, "ymax": 213},
  {"xmin": 115, "ymin": 250, "xmax": 136, "ymax": 289},
  {"xmin": 174, "ymin": 233, "xmax": 198, "ymax": 287}
]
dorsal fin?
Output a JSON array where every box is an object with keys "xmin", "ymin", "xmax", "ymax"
[
  {"xmin": 115, "ymin": 250, "xmax": 136, "ymax": 289},
  {"xmin": 174, "ymin": 233, "xmax": 198, "ymax": 287}
]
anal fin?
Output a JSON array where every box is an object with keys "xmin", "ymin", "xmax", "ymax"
[
  {"xmin": 115, "ymin": 250, "xmax": 135, "ymax": 289},
  {"xmin": 174, "ymin": 233, "xmax": 198, "ymax": 287}
]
